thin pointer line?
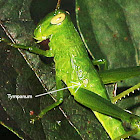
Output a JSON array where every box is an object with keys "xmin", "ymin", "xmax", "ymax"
[{"xmin": 35, "ymin": 83, "xmax": 81, "ymax": 97}]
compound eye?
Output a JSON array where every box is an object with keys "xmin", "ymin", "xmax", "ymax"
[{"xmin": 51, "ymin": 13, "xmax": 65, "ymax": 25}]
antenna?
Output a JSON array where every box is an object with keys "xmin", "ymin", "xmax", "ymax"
[{"xmin": 56, "ymin": 0, "xmax": 61, "ymax": 10}]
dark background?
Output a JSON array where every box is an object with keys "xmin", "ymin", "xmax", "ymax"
[{"xmin": 0, "ymin": 125, "xmax": 20, "ymax": 139}]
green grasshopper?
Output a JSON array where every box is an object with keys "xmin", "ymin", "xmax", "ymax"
[{"xmin": 0, "ymin": 1, "xmax": 140, "ymax": 140}]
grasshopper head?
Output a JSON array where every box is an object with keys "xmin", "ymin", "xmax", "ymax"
[{"xmin": 34, "ymin": 10, "xmax": 70, "ymax": 43}]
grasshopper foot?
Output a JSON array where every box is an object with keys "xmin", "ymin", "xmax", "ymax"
[{"xmin": 30, "ymin": 116, "xmax": 40, "ymax": 124}]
